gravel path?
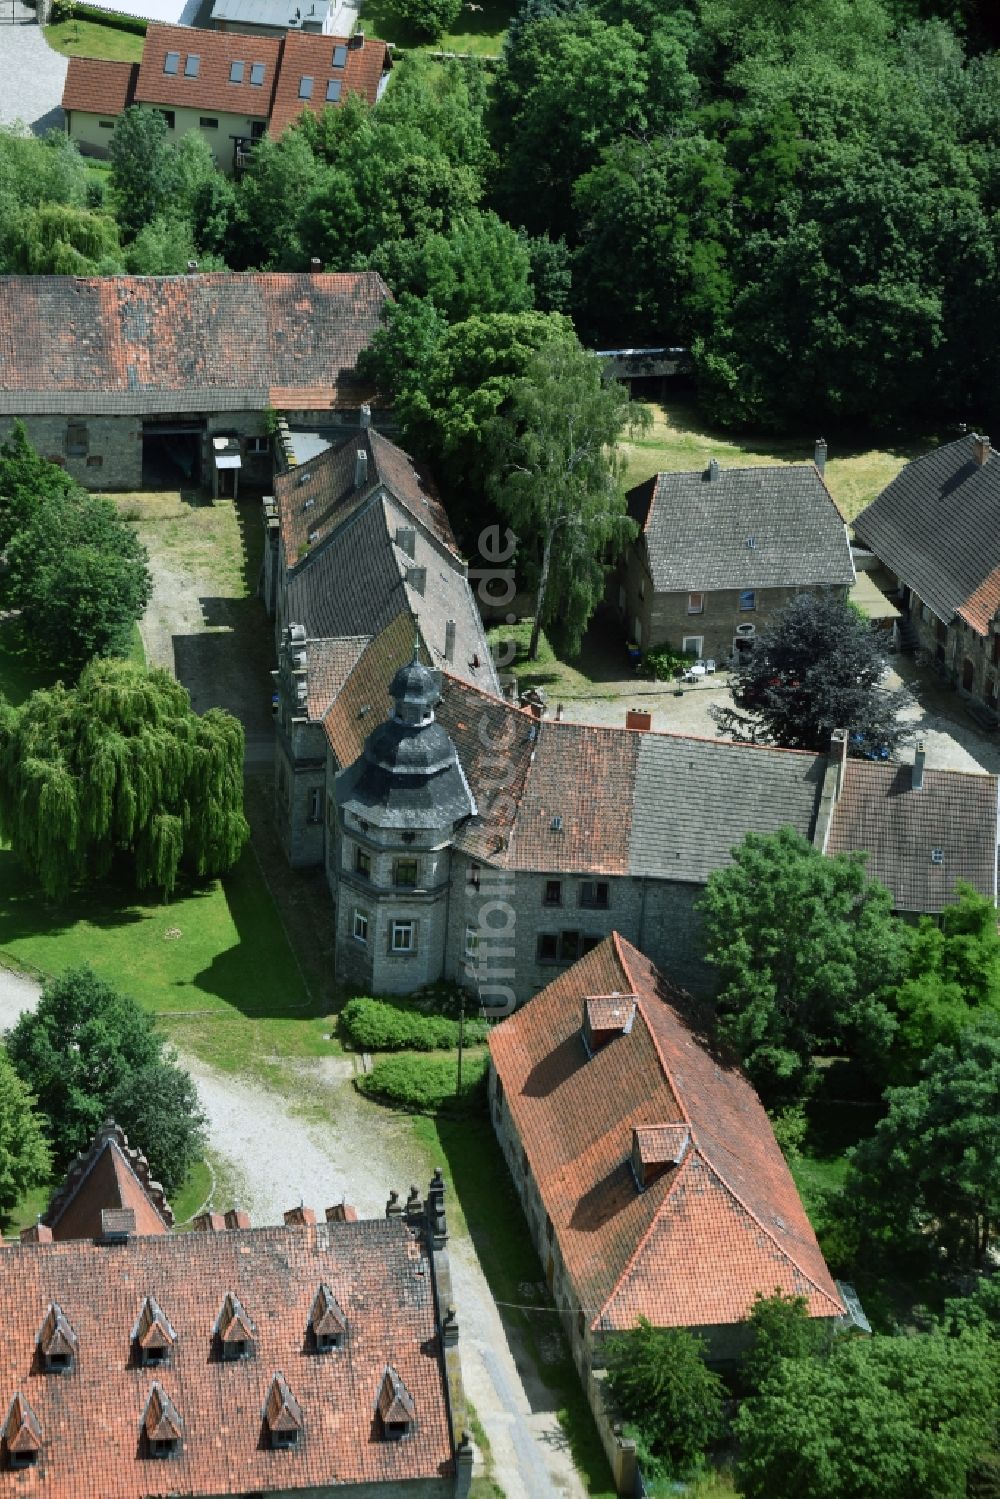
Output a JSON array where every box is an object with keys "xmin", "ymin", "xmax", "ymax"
[
  {"xmin": 0, "ymin": 4, "xmax": 67, "ymax": 133},
  {"xmin": 0, "ymin": 970, "xmax": 584, "ymax": 1499}
]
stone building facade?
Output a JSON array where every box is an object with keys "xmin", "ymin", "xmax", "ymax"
[{"xmin": 619, "ymin": 456, "xmax": 854, "ymax": 661}]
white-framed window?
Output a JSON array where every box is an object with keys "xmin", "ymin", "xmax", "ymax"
[
  {"xmin": 465, "ymin": 925, "xmax": 479, "ymax": 958},
  {"xmin": 352, "ymin": 909, "xmax": 368, "ymax": 944},
  {"xmin": 682, "ymin": 635, "xmax": 703, "ymax": 657},
  {"xmin": 739, "ymin": 589, "xmax": 756, "ymax": 611},
  {"xmin": 391, "ymin": 920, "xmax": 415, "ymax": 953},
  {"xmin": 687, "ymin": 591, "xmax": 704, "ymax": 614}
]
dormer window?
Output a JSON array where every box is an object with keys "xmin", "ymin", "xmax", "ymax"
[
  {"xmin": 377, "ymin": 1364, "xmax": 415, "ymax": 1441},
  {"xmin": 143, "ymin": 1384, "xmax": 182, "ymax": 1459},
  {"xmin": 581, "ymin": 995, "xmax": 636, "ymax": 1056},
  {"xmin": 4, "ymin": 1394, "xmax": 41, "ymax": 1469},
  {"xmin": 38, "ymin": 1303, "xmax": 79, "ymax": 1374},
  {"xmin": 215, "ymin": 1291, "xmax": 256, "ymax": 1361},
  {"xmin": 133, "ymin": 1295, "xmax": 177, "ymax": 1369},
  {"xmin": 309, "ymin": 1284, "xmax": 347, "ymax": 1353},
  {"xmin": 265, "ymin": 1373, "xmax": 304, "ymax": 1450},
  {"xmin": 630, "ymin": 1124, "xmax": 690, "ymax": 1191}
]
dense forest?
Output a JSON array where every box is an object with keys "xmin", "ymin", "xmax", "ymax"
[{"xmin": 4, "ymin": 0, "xmax": 1000, "ymax": 435}]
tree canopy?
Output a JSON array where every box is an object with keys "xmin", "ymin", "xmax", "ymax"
[
  {"xmin": 0, "ymin": 658, "xmax": 249, "ymax": 900},
  {"xmin": 699, "ymin": 827, "xmax": 907, "ymax": 1102},
  {"xmin": 735, "ymin": 1329, "xmax": 998, "ymax": 1499},
  {"xmin": 485, "ymin": 334, "xmax": 645, "ymax": 656},
  {"xmin": 0, "ymin": 1047, "xmax": 51, "ymax": 1222},
  {"xmin": 6, "ymin": 966, "xmax": 204, "ymax": 1192},
  {"xmin": 711, "ymin": 593, "xmax": 907, "ymax": 755}
]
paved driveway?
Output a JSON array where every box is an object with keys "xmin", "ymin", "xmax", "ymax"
[{"xmin": 0, "ymin": 2, "xmax": 67, "ymax": 133}]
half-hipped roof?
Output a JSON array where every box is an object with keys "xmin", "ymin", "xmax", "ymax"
[{"xmin": 489, "ymin": 934, "xmax": 844, "ymax": 1333}]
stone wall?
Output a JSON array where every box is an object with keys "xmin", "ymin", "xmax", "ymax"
[
  {"xmin": 2, "ymin": 413, "xmax": 142, "ymax": 490},
  {"xmin": 904, "ymin": 586, "xmax": 1000, "ymax": 711}
]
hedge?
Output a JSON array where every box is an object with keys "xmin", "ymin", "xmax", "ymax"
[
  {"xmin": 55, "ymin": 3, "xmax": 148, "ymax": 33},
  {"xmin": 340, "ymin": 996, "xmax": 488, "ymax": 1052},
  {"xmin": 355, "ymin": 1051, "xmax": 488, "ymax": 1114}
]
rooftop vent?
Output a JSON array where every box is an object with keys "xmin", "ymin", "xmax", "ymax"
[
  {"xmin": 377, "ymin": 1364, "xmax": 416, "ymax": 1440},
  {"xmin": 630, "ymin": 1124, "xmax": 690, "ymax": 1191},
  {"xmin": 265, "ymin": 1372, "xmax": 304, "ymax": 1450},
  {"xmin": 310, "ymin": 1284, "xmax": 347, "ymax": 1352},
  {"xmin": 37, "ymin": 1304, "xmax": 78, "ymax": 1373},
  {"xmin": 133, "ymin": 1296, "xmax": 177, "ymax": 1368},
  {"xmin": 215, "ymin": 1292, "xmax": 256, "ymax": 1361},
  {"xmin": 4, "ymin": 1394, "xmax": 41, "ymax": 1470},
  {"xmin": 143, "ymin": 1383, "xmax": 183, "ymax": 1460},
  {"xmin": 582, "ymin": 994, "xmax": 636, "ymax": 1055}
]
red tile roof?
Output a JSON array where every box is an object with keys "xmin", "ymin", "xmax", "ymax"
[
  {"xmin": 489, "ymin": 934, "xmax": 843, "ymax": 1335},
  {"xmin": 0, "ymin": 273, "xmax": 390, "ymax": 416},
  {"xmin": 43, "ymin": 1124, "xmax": 172, "ymax": 1241},
  {"xmin": 136, "ymin": 23, "xmax": 282, "ymax": 114},
  {"xmin": 269, "ymin": 30, "xmax": 389, "ymax": 134},
  {"xmin": 957, "ymin": 564, "xmax": 1000, "ymax": 634},
  {"xmin": 0, "ymin": 1213, "xmax": 456, "ymax": 1495},
  {"xmin": 61, "ymin": 57, "xmax": 138, "ymax": 115}
]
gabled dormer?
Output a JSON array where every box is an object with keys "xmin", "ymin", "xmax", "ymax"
[
  {"xmin": 215, "ymin": 1291, "xmax": 256, "ymax": 1361},
  {"xmin": 143, "ymin": 1383, "xmax": 182, "ymax": 1460},
  {"xmin": 630, "ymin": 1124, "xmax": 690, "ymax": 1192},
  {"xmin": 37, "ymin": 1303, "xmax": 78, "ymax": 1373},
  {"xmin": 377, "ymin": 1364, "xmax": 415, "ymax": 1441},
  {"xmin": 309, "ymin": 1284, "xmax": 347, "ymax": 1353},
  {"xmin": 264, "ymin": 1372, "xmax": 304, "ymax": 1451},
  {"xmin": 4, "ymin": 1393, "xmax": 41, "ymax": 1470},
  {"xmin": 133, "ymin": 1295, "xmax": 177, "ymax": 1368},
  {"xmin": 581, "ymin": 994, "xmax": 637, "ymax": 1057}
]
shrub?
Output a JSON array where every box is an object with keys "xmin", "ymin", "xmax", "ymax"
[
  {"xmin": 340, "ymin": 996, "xmax": 488, "ymax": 1052},
  {"xmin": 643, "ymin": 641, "xmax": 695, "ymax": 681},
  {"xmin": 355, "ymin": 1051, "xmax": 488, "ymax": 1113}
]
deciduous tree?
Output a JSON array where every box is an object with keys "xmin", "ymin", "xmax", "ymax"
[
  {"xmin": 604, "ymin": 1319, "xmax": 725, "ymax": 1477},
  {"xmin": 0, "ymin": 659, "xmax": 249, "ymax": 900},
  {"xmin": 108, "ymin": 107, "xmax": 179, "ymax": 242},
  {"xmin": 485, "ymin": 334, "xmax": 645, "ymax": 656},
  {"xmin": 0, "ymin": 1048, "xmax": 50, "ymax": 1222}
]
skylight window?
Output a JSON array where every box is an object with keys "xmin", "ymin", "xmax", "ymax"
[
  {"xmin": 326, "ymin": 78, "xmax": 342, "ymax": 101},
  {"xmin": 184, "ymin": 54, "xmax": 200, "ymax": 76},
  {"xmin": 250, "ymin": 61, "xmax": 265, "ymax": 85},
  {"xmin": 332, "ymin": 43, "xmax": 348, "ymax": 67},
  {"xmin": 230, "ymin": 60, "xmax": 245, "ymax": 83},
  {"xmin": 299, "ymin": 75, "xmax": 314, "ymax": 98},
  {"xmin": 163, "ymin": 51, "xmax": 180, "ymax": 74}
]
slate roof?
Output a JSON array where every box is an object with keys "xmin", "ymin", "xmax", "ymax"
[
  {"xmin": 43, "ymin": 1124, "xmax": 173, "ymax": 1241},
  {"xmin": 489, "ymin": 934, "xmax": 844, "ymax": 1333},
  {"xmin": 628, "ymin": 464, "xmax": 854, "ymax": 593},
  {"xmin": 0, "ymin": 1212, "xmax": 455, "ymax": 1495},
  {"xmin": 826, "ymin": 760, "xmax": 999, "ymax": 912},
  {"xmin": 61, "ymin": 57, "xmax": 138, "ymax": 115},
  {"xmin": 854, "ymin": 434, "xmax": 1000, "ymax": 631},
  {"xmin": 0, "ymin": 273, "xmax": 390, "ymax": 416}
]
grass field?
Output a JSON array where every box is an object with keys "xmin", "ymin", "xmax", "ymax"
[
  {"xmin": 45, "ymin": 17, "xmax": 144, "ymax": 61},
  {"xmin": 409, "ymin": 1113, "xmax": 618, "ymax": 1498},
  {"xmin": 359, "ymin": 0, "xmax": 513, "ymax": 55},
  {"xmin": 0, "ymin": 841, "xmax": 332, "ymax": 1075},
  {"xmin": 623, "ymin": 400, "xmax": 936, "ymax": 524}
]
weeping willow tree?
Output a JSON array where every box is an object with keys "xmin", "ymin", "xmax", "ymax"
[{"xmin": 0, "ymin": 659, "xmax": 249, "ymax": 899}]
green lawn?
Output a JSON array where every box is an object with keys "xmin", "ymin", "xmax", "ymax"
[
  {"xmin": 45, "ymin": 17, "xmax": 145, "ymax": 61},
  {"xmin": 409, "ymin": 1114, "xmax": 617, "ymax": 1498},
  {"xmin": 0, "ymin": 841, "xmax": 333, "ymax": 1074},
  {"xmin": 359, "ymin": 0, "xmax": 513, "ymax": 55},
  {"xmin": 623, "ymin": 399, "xmax": 937, "ymax": 524}
]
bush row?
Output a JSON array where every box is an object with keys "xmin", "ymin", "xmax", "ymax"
[
  {"xmin": 340, "ymin": 995, "xmax": 488, "ymax": 1052},
  {"xmin": 51, "ymin": 1, "xmax": 148, "ymax": 32},
  {"xmin": 355, "ymin": 1051, "xmax": 488, "ymax": 1114}
]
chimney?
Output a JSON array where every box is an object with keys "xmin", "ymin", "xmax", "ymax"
[
  {"xmin": 185, "ymin": 259, "xmax": 198, "ymax": 274},
  {"xmin": 224, "ymin": 1208, "xmax": 251, "ymax": 1230},
  {"xmin": 20, "ymin": 1223, "xmax": 53, "ymax": 1245},
  {"xmin": 814, "ymin": 437, "xmax": 827, "ymax": 475},
  {"xmin": 407, "ymin": 565, "xmax": 426, "ymax": 596},
  {"xmin": 283, "ymin": 1205, "xmax": 317, "ymax": 1227},
  {"xmin": 349, "ymin": 26, "xmax": 363, "ymax": 44},
  {"xmin": 708, "ymin": 457, "xmax": 721, "ymax": 482},
  {"xmin": 360, "ymin": 402, "xmax": 372, "ymax": 429},
  {"xmin": 912, "ymin": 739, "xmax": 925, "ymax": 791},
  {"xmin": 444, "ymin": 619, "xmax": 456, "ymax": 662},
  {"xmin": 625, "ymin": 708, "xmax": 652, "ymax": 731},
  {"xmin": 309, "ymin": 257, "xmax": 322, "ymax": 274},
  {"xmin": 829, "ymin": 726, "xmax": 849, "ymax": 799},
  {"xmin": 974, "ymin": 433, "xmax": 991, "ymax": 467},
  {"xmin": 325, "ymin": 1202, "xmax": 358, "ymax": 1223},
  {"xmin": 355, "ymin": 448, "xmax": 368, "ymax": 489},
  {"xmin": 194, "ymin": 1211, "xmax": 226, "ymax": 1233}
]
